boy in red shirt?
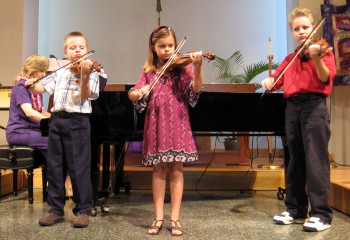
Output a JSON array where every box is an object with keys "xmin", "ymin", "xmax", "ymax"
[{"xmin": 261, "ymin": 8, "xmax": 336, "ymax": 232}]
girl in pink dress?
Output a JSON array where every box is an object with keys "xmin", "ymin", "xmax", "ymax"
[{"xmin": 128, "ymin": 26, "xmax": 203, "ymax": 236}]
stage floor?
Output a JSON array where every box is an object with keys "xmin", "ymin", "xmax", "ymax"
[
  {"xmin": 0, "ymin": 189, "xmax": 350, "ymax": 239},
  {"xmin": 124, "ymin": 158, "xmax": 350, "ymax": 216},
  {"xmin": 329, "ymin": 164, "xmax": 350, "ymax": 216}
]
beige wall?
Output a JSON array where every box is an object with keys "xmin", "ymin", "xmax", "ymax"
[
  {"xmin": 0, "ymin": 0, "xmax": 39, "ymax": 87},
  {"xmin": 331, "ymin": 86, "xmax": 350, "ymax": 165},
  {"xmin": 0, "ymin": 111, "xmax": 9, "ymax": 145},
  {"xmin": 0, "ymin": 0, "xmax": 23, "ymax": 144},
  {"xmin": 298, "ymin": 0, "xmax": 345, "ymax": 16},
  {"xmin": 0, "ymin": 0, "xmax": 39, "ymax": 144},
  {"xmin": 0, "ymin": 0, "xmax": 24, "ymax": 87}
]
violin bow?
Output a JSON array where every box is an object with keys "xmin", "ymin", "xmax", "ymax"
[
  {"xmin": 261, "ymin": 17, "xmax": 326, "ymax": 97},
  {"xmin": 138, "ymin": 36, "xmax": 188, "ymax": 100},
  {"xmin": 25, "ymin": 50, "xmax": 95, "ymax": 89}
]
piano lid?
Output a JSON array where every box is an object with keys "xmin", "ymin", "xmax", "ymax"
[
  {"xmin": 102, "ymin": 83, "xmax": 257, "ymax": 93},
  {"xmin": 202, "ymin": 83, "xmax": 257, "ymax": 93},
  {"xmin": 88, "ymin": 86, "xmax": 286, "ymax": 138}
]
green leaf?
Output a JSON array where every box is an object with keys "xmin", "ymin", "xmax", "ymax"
[{"xmin": 212, "ymin": 51, "xmax": 279, "ymax": 83}]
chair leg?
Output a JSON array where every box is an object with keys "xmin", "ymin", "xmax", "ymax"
[
  {"xmin": 27, "ymin": 169, "xmax": 34, "ymax": 204},
  {"xmin": 42, "ymin": 166, "xmax": 47, "ymax": 202},
  {"xmin": 13, "ymin": 169, "xmax": 18, "ymax": 196}
]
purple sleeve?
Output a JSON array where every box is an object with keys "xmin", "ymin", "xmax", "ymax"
[
  {"xmin": 187, "ymin": 83, "xmax": 201, "ymax": 107},
  {"xmin": 14, "ymin": 80, "xmax": 32, "ymax": 106},
  {"xmin": 6, "ymin": 80, "xmax": 39, "ymax": 135},
  {"xmin": 131, "ymin": 71, "xmax": 150, "ymax": 113}
]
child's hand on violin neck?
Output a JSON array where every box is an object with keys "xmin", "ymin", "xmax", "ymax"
[
  {"xmin": 190, "ymin": 51, "xmax": 203, "ymax": 66},
  {"xmin": 301, "ymin": 38, "xmax": 332, "ymax": 59},
  {"xmin": 307, "ymin": 44, "xmax": 323, "ymax": 58},
  {"xmin": 79, "ymin": 59, "xmax": 94, "ymax": 75}
]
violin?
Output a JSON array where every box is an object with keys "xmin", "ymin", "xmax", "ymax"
[
  {"xmin": 24, "ymin": 50, "xmax": 96, "ymax": 89},
  {"xmin": 70, "ymin": 60, "xmax": 103, "ymax": 75},
  {"xmin": 298, "ymin": 37, "xmax": 332, "ymax": 59},
  {"xmin": 167, "ymin": 52, "xmax": 215, "ymax": 71}
]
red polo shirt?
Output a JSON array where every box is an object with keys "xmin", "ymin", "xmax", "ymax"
[{"xmin": 270, "ymin": 49, "xmax": 336, "ymax": 98}]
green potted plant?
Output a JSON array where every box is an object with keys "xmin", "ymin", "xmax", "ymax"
[
  {"xmin": 212, "ymin": 51, "xmax": 279, "ymax": 150},
  {"xmin": 212, "ymin": 50, "xmax": 279, "ymax": 84}
]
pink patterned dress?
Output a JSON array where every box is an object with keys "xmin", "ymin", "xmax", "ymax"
[{"xmin": 132, "ymin": 65, "xmax": 200, "ymax": 166}]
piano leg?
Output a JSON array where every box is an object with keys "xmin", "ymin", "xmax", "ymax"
[
  {"xmin": 277, "ymin": 136, "xmax": 289, "ymax": 200},
  {"xmin": 90, "ymin": 140, "xmax": 130, "ymax": 216},
  {"xmin": 102, "ymin": 143, "xmax": 110, "ymax": 197},
  {"xmin": 91, "ymin": 141, "xmax": 110, "ymax": 216},
  {"xmin": 113, "ymin": 140, "xmax": 130, "ymax": 194}
]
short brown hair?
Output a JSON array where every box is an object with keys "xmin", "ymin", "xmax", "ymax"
[
  {"xmin": 288, "ymin": 8, "xmax": 316, "ymax": 29},
  {"xmin": 63, "ymin": 31, "xmax": 89, "ymax": 50}
]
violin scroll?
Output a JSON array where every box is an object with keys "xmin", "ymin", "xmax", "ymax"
[{"xmin": 203, "ymin": 52, "xmax": 216, "ymax": 61}]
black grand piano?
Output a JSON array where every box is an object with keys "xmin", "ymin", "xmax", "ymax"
[
  {"xmin": 90, "ymin": 83, "xmax": 286, "ymax": 136},
  {"xmin": 41, "ymin": 84, "xmax": 287, "ymax": 212},
  {"xmin": 88, "ymin": 84, "xmax": 286, "ymax": 197}
]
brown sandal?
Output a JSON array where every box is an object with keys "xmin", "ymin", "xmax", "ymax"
[
  {"xmin": 170, "ymin": 220, "xmax": 183, "ymax": 236},
  {"xmin": 147, "ymin": 219, "xmax": 163, "ymax": 235}
]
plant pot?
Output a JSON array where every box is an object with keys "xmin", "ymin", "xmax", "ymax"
[{"xmin": 224, "ymin": 138, "xmax": 239, "ymax": 151}]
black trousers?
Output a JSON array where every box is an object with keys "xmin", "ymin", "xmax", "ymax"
[
  {"xmin": 47, "ymin": 113, "xmax": 92, "ymax": 216},
  {"xmin": 284, "ymin": 93, "xmax": 333, "ymax": 223}
]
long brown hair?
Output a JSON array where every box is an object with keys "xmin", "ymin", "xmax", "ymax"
[{"xmin": 143, "ymin": 26, "xmax": 177, "ymax": 73}]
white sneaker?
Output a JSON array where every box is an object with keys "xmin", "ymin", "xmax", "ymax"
[
  {"xmin": 273, "ymin": 211, "xmax": 306, "ymax": 225},
  {"xmin": 303, "ymin": 217, "xmax": 331, "ymax": 232}
]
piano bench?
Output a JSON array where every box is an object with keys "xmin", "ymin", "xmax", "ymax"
[{"xmin": 0, "ymin": 145, "xmax": 47, "ymax": 204}]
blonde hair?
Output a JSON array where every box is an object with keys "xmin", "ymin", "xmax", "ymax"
[
  {"xmin": 16, "ymin": 55, "xmax": 49, "ymax": 82},
  {"xmin": 143, "ymin": 26, "xmax": 177, "ymax": 73},
  {"xmin": 63, "ymin": 31, "xmax": 89, "ymax": 50},
  {"xmin": 289, "ymin": 8, "xmax": 316, "ymax": 29}
]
